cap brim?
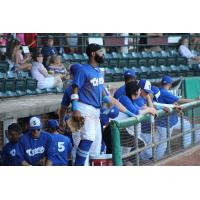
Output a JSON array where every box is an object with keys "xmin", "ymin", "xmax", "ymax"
[{"xmin": 30, "ymin": 125, "xmax": 41, "ymax": 130}]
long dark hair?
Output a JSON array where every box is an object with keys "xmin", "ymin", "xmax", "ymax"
[
  {"xmin": 32, "ymin": 50, "xmax": 42, "ymax": 62},
  {"xmin": 125, "ymin": 81, "xmax": 140, "ymax": 100}
]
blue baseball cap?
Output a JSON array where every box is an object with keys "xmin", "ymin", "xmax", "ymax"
[
  {"xmin": 107, "ymin": 105, "xmax": 119, "ymax": 119},
  {"xmin": 124, "ymin": 69, "xmax": 136, "ymax": 78},
  {"xmin": 139, "ymin": 79, "xmax": 153, "ymax": 93},
  {"xmin": 161, "ymin": 75, "xmax": 173, "ymax": 84},
  {"xmin": 48, "ymin": 119, "xmax": 59, "ymax": 129},
  {"xmin": 70, "ymin": 64, "xmax": 82, "ymax": 76},
  {"xmin": 151, "ymin": 86, "xmax": 160, "ymax": 100},
  {"xmin": 29, "ymin": 117, "xmax": 42, "ymax": 131}
]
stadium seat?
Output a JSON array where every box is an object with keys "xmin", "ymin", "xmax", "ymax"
[
  {"xmin": 160, "ymin": 50, "xmax": 170, "ymax": 58},
  {"xmin": 72, "ymin": 53, "xmax": 83, "ymax": 63},
  {"xmin": 150, "ymin": 65, "xmax": 162, "ymax": 78},
  {"xmin": 131, "ymin": 67, "xmax": 141, "ymax": 79},
  {"xmin": 0, "ymin": 79, "xmax": 5, "ymax": 97},
  {"xmin": 5, "ymin": 79, "xmax": 17, "ymax": 97},
  {"xmin": 104, "ymin": 67, "xmax": 114, "ymax": 82},
  {"xmin": 0, "ymin": 61, "xmax": 9, "ymax": 73},
  {"xmin": 140, "ymin": 66, "xmax": 150, "ymax": 79},
  {"xmin": 157, "ymin": 58, "xmax": 167, "ymax": 66},
  {"xmin": 26, "ymin": 79, "xmax": 37, "ymax": 95},
  {"xmin": 176, "ymin": 57, "xmax": 188, "ymax": 66},
  {"xmin": 148, "ymin": 58, "xmax": 157, "ymax": 66},
  {"xmin": 109, "ymin": 52, "xmax": 119, "ymax": 68},
  {"xmin": 140, "ymin": 51, "xmax": 151, "ymax": 58},
  {"xmin": 118, "ymin": 52, "xmax": 129, "ymax": 67},
  {"xmin": 169, "ymin": 50, "xmax": 179, "ymax": 57},
  {"xmin": 7, "ymin": 71, "xmax": 18, "ymax": 79},
  {"xmin": 16, "ymin": 79, "xmax": 26, "ymax": 96},
  {"xmin": 167, "ymin": 57, "xmax": 177, "ymax": 66},
  {"xmin": 17, "ymin": 71, "xmax": 30, "ymax": 79},
  {"xmin": 150, "ymin": 51, "xmax": 161, "ymax": 58},
  {"xmin": 169, "ymin": 65, "xmax": 179, "ymax": 77},
  {"xmin": 138, "ymin": 58, "xmax": 148, "ymax": 67},
  {"xmin": 62, "ymin": 53, "xmax": 73, "ymax": 65},
  {"xmin": 0, "ymin": 72, "xmax": 6, "ymax": 79},
  {"xmin": 160, "ymin": 65, "xmax": 171, "ymax": 76},
  {"xmin": 112, "ymin": 67, "xmax": 124, "ymax": 82}
]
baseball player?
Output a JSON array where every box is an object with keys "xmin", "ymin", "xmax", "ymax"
[
  {"xmin": 18, "ymin": 117, "xmax": 55, "ymax": 166},
  {"xmin": 47, "ymin": 119, "xmax": 72, "ymax": 166},
  {"xmin": 157, "ymin": 75, "xmax": 200, "ymax": 150},
  {"xmin": 114, "ymin": 69, "xmax": 137, "ymax": 100},
  {"xmin": 2, "ymin": 123, "xmax": 22, "ymax": 166}
]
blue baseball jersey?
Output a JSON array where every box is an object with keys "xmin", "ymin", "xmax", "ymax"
[
  {"xmin": 156, "ymin": 87, "xmax": 180, "ymax": 128},
  {"xmin": 118, "ymin": 95, "xmax": 140, "ymax": 115},
  {"xmin": 72, "ymin": 64, "xmax": 105, "ymax": 108},
  {"xmin": 50, "ymin": 133, "xmax": 72, "ymax": 166},
  {"xmin": 134, "ymin": 96, "xmax": 147, "ymax": 107},
  {"xmin": 18, "ymin": 131, "xmax": 55, "ymax": 166},
  {"xmin": 114, "ymin": 85, "xmax": 125, "ymax": 100},
  {"xmin": 41, "ymin": 45, "xmax": 58, "ymax": 57},
  {"xmin": 61, "ymin": 85, "xmax": 72, "ymax": 107},
  {"xmin": 2, "ymin": 142, "xmax": 21, "ymax": 166}
]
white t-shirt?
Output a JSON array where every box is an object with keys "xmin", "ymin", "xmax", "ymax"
[{"xmin": 178, "ymin": 45, "xmax": 194, "ymax": 59}]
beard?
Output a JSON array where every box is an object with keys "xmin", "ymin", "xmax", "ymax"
[{"xmin": 94, "ymin": 53, "xmax": 104, "ymax": 64}]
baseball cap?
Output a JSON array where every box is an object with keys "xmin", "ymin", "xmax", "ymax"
[
  {"xmin": 86, "ymin": 43, "xmax": 102, "ymax": 57},
  {"xmin": 69, "ymin": 64, "xmax": 82, "ymax": 76},
  {"xmin": 161, "ymin": 75, "xmax": 173, "ymax": 84},
  {"xmin": 29, "ymin": 117, "xmax": 42, "ymax": 130},
  {"xmin": 139, "ymin": 79, "xmax": 153, "ymax": 93},
  {"xmin": 47, "ymin": 119, "xmax": 59, "ymax": 129},
  {"xmin": 151, "ymin": 86, "xmax": 160, "ymax": 100},
  {"xmin": 124, "ymin": 69, "xmax": 136, "ymax": 78}
]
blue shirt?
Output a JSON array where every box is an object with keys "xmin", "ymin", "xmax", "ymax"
[
  {"xmin": 18, "ymin": 131, "xmax": 55, "ymax": 166},
  {"xmin": 114, "ymin": 85, "xmax": 125, "ymax": 100},
  {"xmin": 50, "ymin": 133, "xmax": 72, "ymax": 166},
  {"xmin": 61, "ymin": 85, "xmax": 72, "ymax": 107},
  {"xmin": 72, "ymin": 64, "xmax": 105, "ymax": 108},
  {"xmin": 118, "ymin": 95, "xmax": 140, "ymax": 115},
  {"xmin": 2, "ymin": 142, "xmax": 21, "ymax": 166},
  {"xmin": 41, "ymin": 45, "xmax": 58, "ymax": 58},
  {"xmin": 157, "ymin": 88, "xmax": 180, "ymax": 127}
]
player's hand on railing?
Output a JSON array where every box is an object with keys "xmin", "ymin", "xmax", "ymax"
[
  {"xmin": 174, "ymin": 105, "xmax": 182, "ymax": 112},
  {"xmin": 148, "ymin": 107, "xmax": 157, "ymax": 117}
]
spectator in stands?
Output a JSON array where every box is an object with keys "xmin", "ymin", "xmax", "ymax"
[
  {"xmin": 6, "ymin": 39, "xmax": 32, "ymax": 71},
  {"xmin": 178, "ymin": 37, "xmax": 200, "ymax": 63},
  {"xmin": 65, "ymin": 33, "xmax": 78, "ymax": 53},
  {"xmin": 0, "ymin": 34, "xmax": 6, "ymax": 60},
  {"xmin": 114, "ymin": 69, "xmax": 137, "ymax": 100},
  {"xmin": 31, "ymin": 51, "xmax": 63, "ymax": 89},
  {"xmin": 2, "ymin": 123, "xmax": 22, "ymax": 166},
  {"xmin": 139, "ymin": 33, "xmax": 163, "ymax": 51},
  {"xmin": 41, "ymin": 35, "xmax": 58, "ymax": 67},
  {"xmin": 190, "ymin": 33, "xmax": 200, "ymax": 51},
  {"xmin": 16, "ymin": 33, "xmax": 25, "ymax": 45},
  {"xmin": 48, "ymin": 55, "xmax": 68, "ymax": 81},
  {"xmin": 24, "ymin": 33, "xmax": 37, "ymax": 52}
]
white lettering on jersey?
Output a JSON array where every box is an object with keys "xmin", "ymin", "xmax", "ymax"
[
  {"xmin": 26, "ymin": 146, "xmax": 45, "ymax": 157},
  {"xmin": 10, "ymin": 149, "xmax": 16, "ymax": 157},
  {"xmin": 90, "ymin": 77, "xmax": 104, "ymax": 86}
]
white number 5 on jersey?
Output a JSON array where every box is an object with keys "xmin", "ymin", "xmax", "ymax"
[{"xmin": 58, "ymin": 142, "xmax": 65, "ymax": 152}]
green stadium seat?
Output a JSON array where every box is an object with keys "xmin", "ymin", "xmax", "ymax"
[
  {"xmin": 17, "ymin": 71, "xmax": 30, "ymax": 79},
  {"xmin": 0, "ymin": 79, "xmax": 5, "ymax": 97},
  {"xmin": 131, "ymin": 67, "xmax": 141, "ymax": 79},
  {"xmin": 118, "ymin": 52, "xmax": 129, "ymax": 67},
  {"xmin": 150, "ymin": 65, "xmax": 162, "ymax": 78},
  {"xmin": 160, "ymin": 50, "xmax": 170, "ymax": 58},
  {"xmin": 104, "ymin": 67, "xmax": 114, "ymax": 82},
  {"xmin": 0, "ymin": 61, "xmax": 9, "ymax": 73},
  {"xmin": 16, "ymin": 79, "xmax": 26, "ymax": 96},
  {"xmin": 26, "ymin": 79, "xmax": 37, "ymax": 95},
  {"xmin": 62, "ymin": 53, "xmax": 73, "ymax": 65},
  {"xmin": 157, "ymin": 58, "xmax": 167, "ymax": 66},
  {"xmin": 150, "ymin": 51, "xmax": 161, "ymax": 58},
  {"xmin": 138, "ymin": 58, "xmax": 148, "ymax": 67},
  {"xmin": 113, "ymin": 67, "xmax": 124, "ymax": 82},
  {"xmin": 169, "ymin": 50, "xmax": 179, "ymax": 57},
  {"xmin": 148, "ymin": 58, "xmax": 157, "ymax": 66},
  {"xmin": 109, "ymin": 52, "xmax": 119, "ymax": 68},
  {"xmin": 169, "ymin": 65, "xmax": 179, "ymax": 77},
  {"xmin": 176, "ymin": 57, "xmax": 188, "ymax": 65},
  {"xmin": 5, "ymin": 79, "xmax": 16, "ymax": 97},
  {"xmin": 160, "ymin": 65, "xmax": 171, "ymax": 76},
  {"xmin": 140, "ymin": 66, "xmax": 150, "ymax": 79},
  {"xmin": 167, "ymin": 57, "xmax": 176, "ymax": 66},
  {"xmin": 7, "ymin": 71, "xmax": 18, "ymax": 79},
  {"xmin": 140, "ymin": 51, "xmax": 151, "ymax": 58},
  {"xmin": 0, "ymin": 72, "xmax": 6, "ymax": 79}
]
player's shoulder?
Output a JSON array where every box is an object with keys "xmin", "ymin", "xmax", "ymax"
[{"xmin": 119, "ymin": 95, "xmax": 131, "ymax": 103}]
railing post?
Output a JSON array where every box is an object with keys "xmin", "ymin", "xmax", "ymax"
[
  {"xmin": 180, "ymin": 111, "xmax": 184, "ymax": 148},
  {"xmin": 191, "ymin": 108, "xmax": 195, "ymax": 144},
  {"xmin": 134, "ymin": 124, "xmax": 140, "ymax": 166},
  {"xmin": 166, "ymin": 114, "xmax": 171, "ymax": 154},
  {"xmin": 110, "ymin": 121, "xmax": 122, "ymax": 166}
]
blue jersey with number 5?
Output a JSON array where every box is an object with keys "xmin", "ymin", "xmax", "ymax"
[{"xmin": 51, "ymin": 134, "xmax": 72, "ymax": 166}]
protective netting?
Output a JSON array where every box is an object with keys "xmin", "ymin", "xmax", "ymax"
[{"xmin": 112, "ymin": 105, "xmax": 200, "ymax": 166}]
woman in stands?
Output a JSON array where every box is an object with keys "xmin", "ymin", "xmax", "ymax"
[
  {"xmin": 178, "ymin": 36, "xmax": 200, "ymax": 63},
  {"xmin": 48, "ymin": 55, "xmax": 68, "ymax": 81},
  {"xmin": 6, "ymin": 38, "xmax": 32, "ymax": 71},
  {"xmin": 31, "ymin": 51, "xmax": 63, "ymax": 90}
]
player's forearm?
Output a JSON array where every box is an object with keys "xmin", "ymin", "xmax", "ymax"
[
  {"xmin": 178, "ymin": 98, "xmax": 194, "ymax": 104},
  {"xmin": 59, "ymin": 105, "xmax": 67, "ymax": 125},
  {"xmin": 146, "ymin": 95, "xmax": 154, "ymax": 108},
  {"xmin": 153, "ymin": 102, "xmax": 175, "ymax": 109},
  {"xmin": 110, "ymin": 96, "xmax": 126, "ymax": 112}
]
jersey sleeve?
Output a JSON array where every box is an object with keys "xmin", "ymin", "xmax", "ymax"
[
  {"xmin": 46, "ymin": 135, "xmax": 56, "ymax": 162},
  {"xmin": 163, "ymin": 92, "xmax": 180, "ymax": 104},
  {"xmin": 119, "ymin": 96, "xmax": 139, "ymax": 115},
  {"xmin": 1, "ymin": 146, "xmax": 9, "ymax": 166},
  {"xmin": 61, "ymin": 86, "xmax": 72, "ymax": 107},
  {"xmin": 72, "ymin": 69, "xmax": 87, "ymax": 89}
]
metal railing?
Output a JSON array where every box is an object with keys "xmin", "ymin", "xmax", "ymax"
[{"xmin": 110, "ymin": 101, "xmax": 200, "ymax": 166}]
